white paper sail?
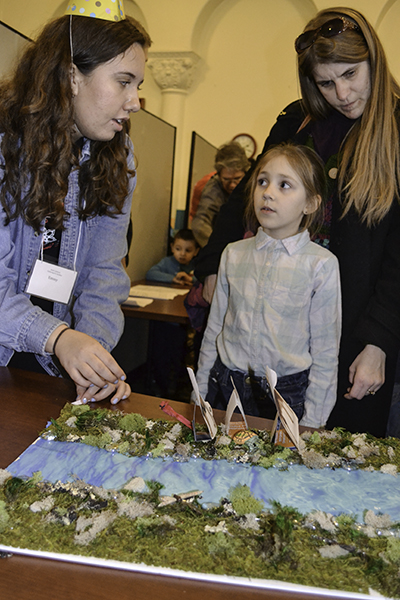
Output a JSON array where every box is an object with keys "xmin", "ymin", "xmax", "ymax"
[
  {"xmin": 265, "ymin": 365, "xmax": 300, "ymax": 449},
  {"xmin": 187, "ymin": 367, "xmax": 217, "ymax": 441}
]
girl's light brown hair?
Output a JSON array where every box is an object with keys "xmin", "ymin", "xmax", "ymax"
[
  {"xmin": 245, "ymin": 143, "xmax": 326, "ymax": 235},
  {"xmin": 0, "ymin": 15, "xmax": 151, "ymax": 232},
  {"xmin": 297, "ymin": 7, "xmax": 400, "ymax": 226}
]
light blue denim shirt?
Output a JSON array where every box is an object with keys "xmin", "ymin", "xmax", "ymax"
[{"xmin": 0, "ymin": 136, "xmax": 134, "ymax": 373}]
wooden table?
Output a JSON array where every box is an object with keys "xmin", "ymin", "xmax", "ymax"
[
  {"xmin": 0, "ymin": 367, "xmax": 344, "ymax": 600},
  {"xmin": 122, "ymin": 280, "xmax": 190, "ymax": 325}
]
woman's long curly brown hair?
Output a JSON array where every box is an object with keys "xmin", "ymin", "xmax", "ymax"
[{"xmin": 0, "ymin": 15, "xmax": 151, "ymax": 232}]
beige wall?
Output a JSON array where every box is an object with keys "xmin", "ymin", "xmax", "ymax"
[{"xmin": 1, "ymin": 0, "xmax": 399, "ymax": 219}]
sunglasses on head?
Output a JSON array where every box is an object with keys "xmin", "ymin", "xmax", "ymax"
[{"xmin": 295, "ymin": 17, "xmax": 360, "ymax": 54}]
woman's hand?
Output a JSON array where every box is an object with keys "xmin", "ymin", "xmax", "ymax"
[
  {"xmin": 344, "ymin": 344, "xmax": 386, "ymax": 399},
  {"xmin": 75, "ymin": 379, "xmax": 131, "ymax": 405},
  {"xmin": 46, "ymin": 326, "xmax": 129, "ymax": 403},
  {"xmin": 173, "ymin": 271, "xmax": 193, "ymax": 286}
]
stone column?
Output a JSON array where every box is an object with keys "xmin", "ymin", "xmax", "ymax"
[{"xmin": 147, "ymin": 52, "xmax": 201, "ymax": 226}]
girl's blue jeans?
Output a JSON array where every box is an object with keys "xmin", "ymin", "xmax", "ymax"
[{"xmin": 205, "ymin": 355, "xmax": 308, "ymax": 420}]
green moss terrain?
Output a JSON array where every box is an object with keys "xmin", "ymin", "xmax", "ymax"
[
  {"xmin": 39, "ymin": 404, "xmax": 400, "ymax": 472},
  {"xmin": 1, "ymin": 403, "xmax": 400, "ymax": 597}
]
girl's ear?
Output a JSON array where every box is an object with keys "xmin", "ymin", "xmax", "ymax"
[
  {"xmin": 305, "ymin": 194, "xmax": 321, "ymax": 215},
  {"xmin": 70, "ymin": 64, "xmax": 81, "ymax": 97}
]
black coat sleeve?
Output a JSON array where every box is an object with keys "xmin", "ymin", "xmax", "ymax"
[
  {"xmin": 194, "ymin": 100, "xmax": 306, "ymax": 281},
  {"xmin": 354, "ymin": 201, "xmax": 400, "ymax": 356}
]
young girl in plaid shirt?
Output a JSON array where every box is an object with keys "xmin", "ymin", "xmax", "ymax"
[{"xmin": 196, "ymin": 144, "xmax": 341, "ymax": 429}]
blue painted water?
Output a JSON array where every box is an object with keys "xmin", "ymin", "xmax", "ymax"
[{"xmin": 7, "ymin": 437, "xmax": 400, "ymax": 521}]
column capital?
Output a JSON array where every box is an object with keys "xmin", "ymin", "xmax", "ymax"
[{"xmin": 147, "ymin": 51, "xmax": 201, "ymax": 92}]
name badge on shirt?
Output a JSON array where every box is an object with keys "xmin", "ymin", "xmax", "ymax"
[{"xmin": 25, "ymin": 259, "xmax": 77, "ymax": 304}]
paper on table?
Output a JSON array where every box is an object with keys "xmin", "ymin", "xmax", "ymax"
[
  {"xmin": 123, "ymin": 296, "xmax": 154, "ymax": 308},
  {"xmin": 129, "ymin": 285, "xmax": 187, "ymax": 300}
]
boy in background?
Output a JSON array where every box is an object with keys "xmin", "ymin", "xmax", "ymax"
[
  {"xmin": 146, "ymin": 229, "xmax": 199, "ymax": 285},
  {"xmin": 145, "ymin": 229, "xmax": 199, "ymax": 398}
]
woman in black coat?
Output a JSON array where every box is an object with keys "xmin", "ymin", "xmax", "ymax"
[{"xmin": 195, "ymin": 8, "xmax": 400, "ymax": 438}]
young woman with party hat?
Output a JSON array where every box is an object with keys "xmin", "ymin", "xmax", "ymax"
[{"xmin": 0, "ymin": 1, "xmax": 151, "ymax": 405}]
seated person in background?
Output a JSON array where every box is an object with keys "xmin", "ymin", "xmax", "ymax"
[
  {"xmin": 146, "ymin": 229, "xmax": 199, "ymax": 286},
  {"xmin": 146, "ymin": 228, "xmax": 199, "ymax": 398},
  {"xmin": 191, "ymin": 142, "xmax": 250, "ymax": 247}
]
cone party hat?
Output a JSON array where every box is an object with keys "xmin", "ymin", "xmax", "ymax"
[{"xmin": 65, "ymin": 0, "xmax": 125, "ymax": 22}]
